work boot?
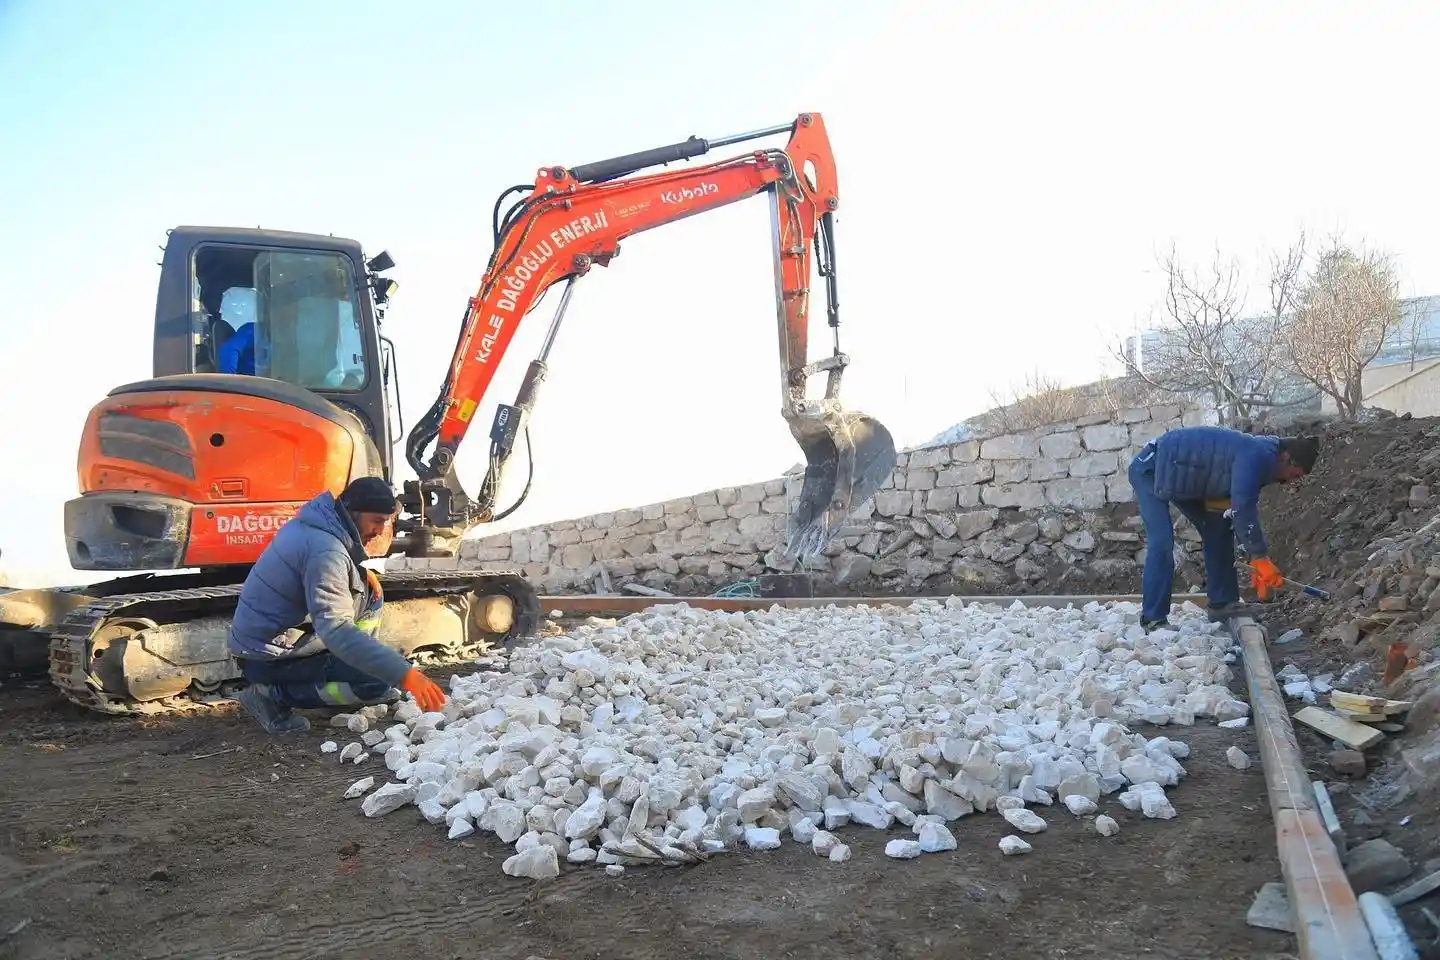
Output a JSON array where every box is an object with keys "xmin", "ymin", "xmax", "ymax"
[
  {"xmin": 237, "ymin": 684, "xmax": 311, "ymax": 734},
  {"xmin": 1141, "ymin": 618, "xmax": 1170, "ymax": 632},
  {"xmin": 1207, "ymin": 602, "xmax": 1260, "ymax": 622}
]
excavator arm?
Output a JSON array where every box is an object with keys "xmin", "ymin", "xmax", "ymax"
[{"xmin": 402, "ymin": 113, "xmax": 895, "ymax": 560}]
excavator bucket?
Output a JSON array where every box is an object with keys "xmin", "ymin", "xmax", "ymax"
[{"xmin": 784, "ymin": 407, "xmax": 897, "ymax": 559}]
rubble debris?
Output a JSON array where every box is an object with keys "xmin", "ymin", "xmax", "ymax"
[
  {"xmin": 1225, "ymin": 746, "xmax": 1251, "ymax": 771},
  {"xmin": 1329, "ymin": 749, "xmax": 1367, "ymax": 778},
  {"xmin": 1246, "ymin": 881, "xmax": 1293, "ymax": 933},
  {"xmin": 1345, "ymin": 838, "xmax": 1413, "ymax": 894}
]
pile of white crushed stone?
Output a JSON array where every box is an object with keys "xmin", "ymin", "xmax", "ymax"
[{"xmin": 318, "ymin": 598, "xmax": 1251, "ymax": 880}]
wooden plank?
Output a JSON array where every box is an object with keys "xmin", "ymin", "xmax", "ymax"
[
  {"xmin": 1236, "ymin": 615, "xmax": 1381, "ymax": 960},
  {"xmin": 1294, "ymin": 707, "xmax": 1387, "ymax": 751},
  {"xmin": 1329, "ymin": 691, "xmax": 1413, "ymax": 716}
]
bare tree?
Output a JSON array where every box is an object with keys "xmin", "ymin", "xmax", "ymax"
[
  {"xmin": 1283, "ymin": 237, "xmax": 1403, "ymax": 420},
  {"xmin": 979, "ymin": 369, "xmax": 1085, "ymax": 433},
  {"xmin": 1109, "ymin": 238, "xmax": 1311, "ymax": 425}
]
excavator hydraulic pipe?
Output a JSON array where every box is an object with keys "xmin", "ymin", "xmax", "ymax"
[{"xmin": 567, "ymin": 121, "xmax": 795, "ymax": 184}]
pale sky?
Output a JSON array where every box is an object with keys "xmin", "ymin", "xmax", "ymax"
[{"xmin": 2, "ymin": 2, "xmax": 1438, "ymax": 586}]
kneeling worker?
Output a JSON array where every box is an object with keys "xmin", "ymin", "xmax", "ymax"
[
  {"xmin": 1126, "ymin": 426, "xmax": 1319, "ymax": 630},
  {"xmin": 228, "ymin": 477, "xmax": 447, "ymax": 733}
]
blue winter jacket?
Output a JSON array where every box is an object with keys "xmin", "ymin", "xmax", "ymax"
[
  {"xmin": 226, "ymin": 491, "xmax": 413, "ymax": 686},
  {"xmin": 1147, "ymin": 426, "xmax": 1282, "ymax": 557}
]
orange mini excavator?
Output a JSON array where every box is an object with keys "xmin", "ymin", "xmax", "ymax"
[{"xmin": 0, "ymin": 112, "xmax": 896, "ymax": 715}]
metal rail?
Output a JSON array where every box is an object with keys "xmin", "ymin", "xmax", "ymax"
[{"xmin": 1231, "ymin": 614, "xmax": 1381, "ymax": 960}]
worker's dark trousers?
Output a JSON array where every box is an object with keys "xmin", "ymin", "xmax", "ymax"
[
  {"xmin": 1128, "ymin": 452, "xmax": 1241, "ymax": 623},
  {"xmin": 237, "ymin": 652, "xmax": 395, "ymax": 708}
]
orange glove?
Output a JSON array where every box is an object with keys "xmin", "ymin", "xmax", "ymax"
[
  {"xmin": 365, "ymin": 568, "xmax": 384, "ymax": 604},
  {"xmin": 1250, "ymin": 557, "xmax": 1285, "ymax": 601},
  {"xmin": 400, "ymin": 668, "xmax": 447, "ymax": 712}
]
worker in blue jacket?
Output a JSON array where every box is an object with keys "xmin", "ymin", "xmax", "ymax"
[
  {"xmin": 227, "ymin": 477, "xmax": 447, "ymax": 734},
  {"xmin": 1127, "ymin": 426, "xmax": 1319, "ymax": 629}
]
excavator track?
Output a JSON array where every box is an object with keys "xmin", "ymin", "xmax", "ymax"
[{"xmin": 46, "ymin": 569, "xmax": 542, "ymax": 717}]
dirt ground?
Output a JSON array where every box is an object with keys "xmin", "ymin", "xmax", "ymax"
[{"xmin": 0, "ymin": 662, "xmax": 1290, "ymax": 960}]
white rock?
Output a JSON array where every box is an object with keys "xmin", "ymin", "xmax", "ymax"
[
  {"xmin": 605, "ymin": 864, "xmax": 625, "ymax": 876},
  {"xmin": 1063, "ymin": 795, "xmax": 1098, "ymax": 816},
  {"xmin": 1001, "ymin": 807, "xmax": 1047, "ymax": 833},
  {"xmin": 828, "ymin": 843, "xmax": 852, "ymax": 863},
  {"xmin": 999, "ymin": 835, "xmax": 1032, "ymax": 855},
  {"xmin": 1094, "ymin": 815, "xmax": 1120, "ymax": 837},
  {"xmin": 502, "ymin": 845, "xmax": 559, "ymax": 880},
  {"xmin": 361, "ymin": 782, "xmax": 416, "ymax": 817},
  {"xmin": 320, "ymin": 740, "xmax": 339, "ymax": 754},
  {"xmin": 339, "ymin": 743, "xmax": 363, "ymax": 763},
  {"xmin": 346, "ymin": 714, "xmax": 369, "ymax": 734},
  {"xmin": 1226, "ymin": 746, "xmax": 1251, "ymax": 770},
  {"xmin": 744, "ymin": 826, "xmax": 782, "ymax": 850},
  {"xmin": 917, "ymin": 822, "xmax": 957, "ymax": 853},
  {"xmin": 354, "ymin": 598, "xmax": 1235, "ymax": 870},
  {"xmin": 343, "ymin": 776, "xmax": 375, "ymax": 800},
  {"xmin": 885, "ymin": 839, "xmax": 922, "ymax": 859},
  {"xmin": 1218, "ymin": 717, "xmax": 1250, "ymax": 729},
  {"xmin": 448, "ymin": 818, "xmax": 475, "ymax": 840}
]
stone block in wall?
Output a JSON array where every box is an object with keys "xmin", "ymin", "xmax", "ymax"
[
  {"xmin": 727, "ymin": 501, "xmax": 761, "ymax": 519},
  {"xmin": 979, "ymin": 433, "xmax": 1041, "ymax": 460},
  {"xmin": 950, "ymin": 440, "xmax": 981, "ymax": 463},
  {"xmin": 1129, "ymin": 420, "xmax": 1176, "ymax": 445},
  {"xmin": 981, "ymin": 482, "xmax": 1045, "ymax": 509},
  {"xmin": 760, "ymin": 496, "xmax": 788, "ymax": 515},
  {"xmin": 1038, "ymin": 431, "xmax": 1082, "ymax": 459},
  {"xmin": 738, "ymin": 483, "xmax": 767, "ymax": 504},
  {"xmin": 581, "ymin": 527, "xmax": 606, "ymax": 543},
  {"xmin": 1063, "ymin": 529, "xmax": 1096, "ymax": 551},
  {"xmin": 1081, "ymin": 424, "xmax": 1129, "ymax": 452},
  {"xmin": 905, "ymin": 468, "xmax": 937, "ymax": 491},
  {"xmin": 954, "ymin": 509, "xmax": 998, "ymax": 540},
  {"xmin": 1046, "ymin": 477, "xmax": 1107, "ymax": 509},
  {"xmin": 832, "ymin": 553, "xmax": 871, "ymax": 584},
  {"xmin": 1030, "ymin": 458, "xmax": 1069, "ymax": 481},
  {"xmin": 1106, "ymin": 475, "xmax": 1135, "ymax": 503},
  {"xmin": 560, "ymin": 544, "xmax": 594, "ymax": 568},
  {"xmin": 1072, "ymin": 411, "xmax": 1113, "ymax": 427},
  {"xmin": 925, "ymin": 513, "xmax": 959, "ymax": 539},
  {"xmin": 873, "ymin": 490, "xmax": 913, "ymax": 517},
  {"xmin": 1116, "ymin": 407, "xmax": 1153, "ymax": 424},
  {"xmin": 938, "ymin": 462, "xmax": 994, "ymax": 487},
  {"xmin": 925, "ymin": 487, "xmax": 959, "ymax": 511},
  {"xmin": 1182, "ymin": 407, "xmax": 1210, "ymax": 427},
  {"xmin": 1152, "ymin": 404, "xmax": 1184, "ymax": 421},
  {"xmin": 664, "ymin": 497, "xmax": 693, "ymax": 516},
  {"xmin": 716, "ymin": 488, "xmax": 738, "ymax": 508},
  {"xmin": 993, "ymin": 461, "xmax": 1030, "ymax": 483},
  {"xmin": 909, "ymin": 446, "xmax": 950, "ymax": 469},
  {"xmin": 696, "ymin": 503, "xmax": 728, "ymax": 522},
  {"xmin": 1069, "ymin": 451, "xmax": 1119, "ymax": 478},
  {"xmin": 765, "ymin": 479, "xmax": 786, "ymax": 496},
  {"xmin": 642, "ymin": 503, "xmax": 664, "ymax": 520},
  {"xmin": 613, "ymin": 508, "xmax": 643, "ymax": 528}
]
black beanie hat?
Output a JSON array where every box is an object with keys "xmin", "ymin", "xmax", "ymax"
[
  {"xmin": 1280, "ymin": 436, "xmax": 1321, "ymax": 473},
  {"xmin": 339, "ymin": 476, "xmax": 397, "ymax": 515}
]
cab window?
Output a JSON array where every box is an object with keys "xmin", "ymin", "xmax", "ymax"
[{"xmin": 191, "ymin": 244, "xmax": 368, "ymax": 391}]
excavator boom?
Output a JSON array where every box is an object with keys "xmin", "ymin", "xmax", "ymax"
[{"xmin": 404, "ymin": 112, "xmax": 896, "ymax": 557}]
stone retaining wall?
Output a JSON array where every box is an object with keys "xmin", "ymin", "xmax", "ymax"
[{"xmin": 387, "ymin": 403, "xmax": 1216, "ymax": 595}]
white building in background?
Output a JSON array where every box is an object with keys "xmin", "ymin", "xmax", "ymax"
[{"xmin": 1123, "ymin": 294, "xmax": 1440, "ymax": 421}]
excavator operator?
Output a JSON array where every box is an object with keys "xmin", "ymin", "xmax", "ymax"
[{"xmin": 227, "ymin": 477, "xmax": 448, "ymax": 734}]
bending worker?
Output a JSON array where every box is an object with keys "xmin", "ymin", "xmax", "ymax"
[
  {"xmin": 227, "ymin": 477, "xmax": 447, "ymax": 734},
  {"xmin": 1126, "ymin": 425, "xmax": 1319, "ymax": 630}
]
